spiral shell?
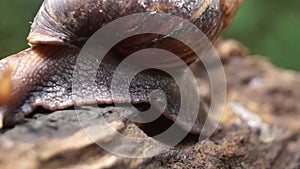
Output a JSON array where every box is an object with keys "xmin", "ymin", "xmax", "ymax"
[{"xmin": 27, "ymin": 0, "xmax": 240, "ymax": 67}]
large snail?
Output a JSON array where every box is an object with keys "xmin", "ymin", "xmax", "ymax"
[{"xmin": 0, "ymin": 0, "xmax": 241, "ymax": 133}]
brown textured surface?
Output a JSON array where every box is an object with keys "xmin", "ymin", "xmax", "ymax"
[
  {"xmin": 0, "ymin": 40, "xmax": 299, "ymax": 168},
  {"xmin": 0, "ymin": 45, "xmax": 209, "ymax": 133}
]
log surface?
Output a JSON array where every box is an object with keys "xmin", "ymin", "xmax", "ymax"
[{"xmin": 0, "ymin": 40, "xmax": 299, "ymax": 169}]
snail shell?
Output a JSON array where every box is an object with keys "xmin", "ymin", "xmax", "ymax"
[{"xmin": 0, "ymin": 0, "xmax": 242, "ymax": 132}]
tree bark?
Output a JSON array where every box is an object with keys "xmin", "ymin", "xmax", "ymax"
[{"xmin": 0, "ymin": 39, "xmax": 299, "ymax": 169}]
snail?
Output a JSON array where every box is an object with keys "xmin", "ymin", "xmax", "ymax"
[{"xmin": 0, "ymin": 0, "xmax": 241, "ymax": 133}]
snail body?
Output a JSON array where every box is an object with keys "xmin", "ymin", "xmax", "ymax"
[{"xmin": 0, "ymin": 0, "xmax": 241, "ymax": 132}]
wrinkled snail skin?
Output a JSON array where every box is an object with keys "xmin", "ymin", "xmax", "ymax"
[{"xmin": 0, "ymin": 0, "xmax": 242, "ymax": 131}]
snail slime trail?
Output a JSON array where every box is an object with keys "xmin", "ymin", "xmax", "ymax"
[{"xmin": 0, "ymin": 0, "xmax": 242, "ymax": 133}]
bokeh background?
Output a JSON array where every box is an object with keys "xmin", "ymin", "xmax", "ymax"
[{"xmin": 0, "ymin": 0, "xmax": 299, "ymax": 71}]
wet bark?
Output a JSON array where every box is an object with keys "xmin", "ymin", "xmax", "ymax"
[{"xmin": 0, "ymin": 39, "xmax": 299, "ymax": 169}]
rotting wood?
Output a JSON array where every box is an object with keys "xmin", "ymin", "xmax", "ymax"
[{"xmin": 0, "ymin": 40, "xmax": 299, "ymax": 169}]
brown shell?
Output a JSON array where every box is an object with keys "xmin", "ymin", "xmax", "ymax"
[
  {"xmin": 28, "ymin": 0, "xmax": 240, "ymax": 67},
  {"xmin": 28, "ymin": 0, "xmax": 226, "ymax": 45},
  {"xmin": 0, "ymin": 0, "xmax": 242, "ymax": 132}
]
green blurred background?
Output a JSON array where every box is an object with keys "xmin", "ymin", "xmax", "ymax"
[{"xmin": 0, "ymin": 0, "xmax": 299, "ymax": 71}]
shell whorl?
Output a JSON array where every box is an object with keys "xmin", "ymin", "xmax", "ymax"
[{"xmin": 27, "ymin": 0, "xmax": 236, "ymax": 47}]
